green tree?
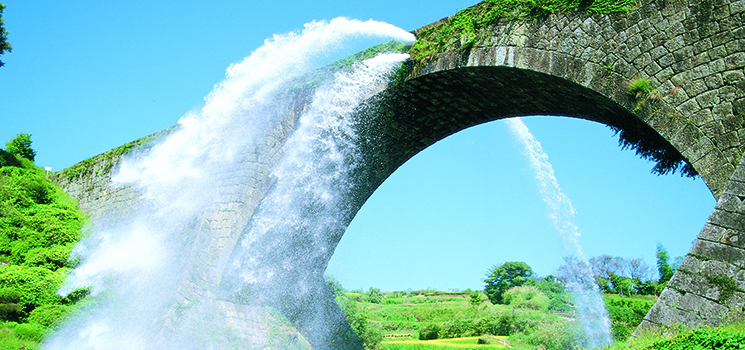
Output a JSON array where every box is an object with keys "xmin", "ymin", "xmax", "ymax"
[
  {"xmin": 0, "ymin": 3, "xmax": 11, "ymax": 67},
  {"xmin": 469, "ymin": 291, "xmax": 484, "ymax": 307},
  {"xmin": 656, "ymin": 243, "xmax": 675, "ymax": 284},
  {"xmin": 325, "ymin": 275, "xmax": 345, "ymax": 298},
  {"xmin": 484, "ymin": 261, "xmax": 533, "ymax": 304},
  {"xmin": 366, "ymin": 287, "xmax": 383, "ymax": 304},
  {"xmin": 5, "ymin": 133, "xmax": 36, "ymax": 162}
]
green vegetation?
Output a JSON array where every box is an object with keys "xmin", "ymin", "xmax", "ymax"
[
  {"xmin": 330, "ymin": 277, "xmax": 745, "ymax": 350},
  {"xmin": 627, "ymin": 77, "xmax": 653, "ymax": 97},
  {"xmin": 4, "ymin": 134, "xmax": 36, "ymax": 163},
  {"xmin": 0, "ymin": 3, "xmax": 11, "ymax": 68},
  {"xmin": 329, "ymin": 283, "xmax": 655, "ymax": 350},
  {"xmin": 327, "ymin": 249, "xmax": 691, "ymax": 349},
  {"xmin": 52, "ymin": 127, "xmax": 175, "ymax": 182},
  {"xmin": 410, "ymin": 0, "xmax": 637, "ymax": 63},
  {"xmin": 503, "ymin": 286, "xmax": 549, "ymax": 311},
  {"xmin": 329, "ymin": 41, "xmax": 411, "ymax": 71},
  {"xmin": 605, "ymin": 322, "xmax": 745, "ymax": 350},
  {"xmin": 484, "ymin": 262, "xmax": 533, "ymax": 304},
  {"xmin": 0, "ymin": 135, "xmax": 88, "ymax": 349}
]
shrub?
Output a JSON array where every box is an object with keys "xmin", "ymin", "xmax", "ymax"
[
  {"xmin": 13, "ymin": 322, "xmax": 47, "ymax": 341},
  {"xmin": 28, "ymin": 304, "xmax": 69, "ymax": 328},
  {"xmin": 418, "ymin": 323, "xmax": 440, "ymax": 340},
  {"xmin": 0, "ymin": 287, "xmax": 21, "ymax": 321},
  {"xmin": 24, "ymin": 244, "xmax": 75, "ymax": 270},
  {"xmin": 646, "ymin": 328, "xmax": 745, "ymax": 350},
  {"xmin": 438, "ymin": 319, "xmax": 472, "ymax": 339},
  {"xmin": 367, "ymin": 287, "xmax": 383, "ymax": 304},
  {"xmin": 511, "ymin": 320, "xmax": 589, "ymax": 350},
  {"xmin": 604, "ymin": 295, "xmax": 655, "ymax": 341},
  {"xmin": 0, "ymin": 265, "xmax": 64, "ymax": 316},
  {"xmin": 627, "ymin": 78, "xmax": 652, "ymax": 97},
  {"xmin": 503, "ymin": 286, "xmax": 549, "ymax": 311}
]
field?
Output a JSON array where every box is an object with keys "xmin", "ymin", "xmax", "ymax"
[{"xmin": 381, "ymin": 336, "xmax": 511, "ymax": 350}]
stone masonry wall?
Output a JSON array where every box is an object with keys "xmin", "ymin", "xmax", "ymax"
[
  {"xmin": 639, "ymin": 151, "xmax": 745, "ymax": 331},
  {"xmin": 411, "ymin": 0, "xmax": 745, "ymax": 199}
]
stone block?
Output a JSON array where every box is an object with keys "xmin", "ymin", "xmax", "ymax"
[
  {"xmin": 659, "ymin": 52, "xmax": 676, "ymax": 68},
  {"xmin": 726, "ymin": 53, "xmax": 745, "ymax": 70},
  {"xmin": 664, "ymin": 35, "xmax": 686, "ymax": 52},
  {"xmin": 690, "ymin": 236, "xmax": 745, "ymax": 268},
  {"xmin": 732, "ymin": 0, "xmax": 745, "ymax": 14},
  {"xmin": 710, "ymin": 208, "xmax": 745, "ymax": 232},
  {"xmin": 697, "ymin": 90, "xmax": 721, "ymax": 109},
  {"xmin": 679, "ymin": 255, "xmax": 705, "ymax": 274},
  {"xmin": 705, "ymin": 73, "xmax": 725, "ymax": 89},
  {"xmin": 713, "ymin": 31, "xmax": 734, "ymax": 47},
  {"xmin": 726, "ymin": 39, "xmax": 745, "ymax": 55},
  {"xmin": 699, "ymin": 224, "xmax": 727, "ymax": 242},
  {"xmin": 724, "ymin": 179, "xmax": 745, "ymax": 198},
  {"xmin": 669, "ymin": 271, "xmax": 721, "ymax": 301},
  {"xmin": 688, "ymin": 79, "xmax": 709, "ymax": 97},
  {"xmin": 724, "ymin": 70, "xmax": 745, "ymax": 85},
  {"xmin": 710, "ymin": 45, "xmax": 730, "ymax": 60}
]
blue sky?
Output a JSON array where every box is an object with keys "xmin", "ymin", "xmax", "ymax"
[{"xmin": 0, "ymin": 1, "xmax": 716, "ymax": 292}]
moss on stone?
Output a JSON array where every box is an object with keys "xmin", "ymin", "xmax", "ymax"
[
  {"xmin": 706, "ymin": 275, "xmax": 742, "ymax": 303},
  {"xmin": 53, "ymin": 126, "xmax": 177, "ymax": 183},
  {"xmin": 410, "ymin": 0, "xmax": 637, "ymax": 63}
]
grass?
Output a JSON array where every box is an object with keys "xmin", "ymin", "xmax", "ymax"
[
  {"xmin": 382, "ymin": 336, "xmax": 511, "ymax": 350},
  {"xmin": 0, "ymin": 322, "xmax": 41, "ymax": 350}
]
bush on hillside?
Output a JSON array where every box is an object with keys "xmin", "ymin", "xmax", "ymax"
[
  {"xmin": 0, "ymin": 264, "xmax": 64, "ymax": 317},
  {"xmin": 13, "ymin": 322, "xmax": 47, "ymax": 341},
  {"xmin": 0, "ymin": 287, "xmax": 21, "ymax": 321},
  {"xmin": 605, "ymin": 295, "xmax": 655, "ymax": 341},
  {"xmin": 28, "ymin": 304, "xmax": 70, "ymax": 328},
  {"xmin": 484, "ymin": 262, "xmax": 534, "ymax": 304},
  {"xmin": 418, "ymin": 323, "xmax": 440, "ymax": 340},
  {"xmin": 503, "ymin": 286, "xmax": 549, "ymax": 311}
]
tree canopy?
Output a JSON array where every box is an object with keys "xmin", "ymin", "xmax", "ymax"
[
  {"xmin": 0, "ymin": 3, "xmax": 11, "ymax": 67},
  {"xmin": 5, "ymin": 133, "xmax": 36, "ymax": 162},
  {"xmin": 484, "ymin": 261, "xmax": 534, "ymax": 304}
]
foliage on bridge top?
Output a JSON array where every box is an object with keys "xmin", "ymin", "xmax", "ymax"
[
  {"xmin": 52, "ymin": 127, "xmax": 177, "ymax": 183},
  {"xmin": 410, "ymin": 0, "xmax": 638, "ymax": 63}
]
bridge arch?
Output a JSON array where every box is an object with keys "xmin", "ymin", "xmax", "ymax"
[
  {"xmin": 52, "ymin": 0, "xmax": 745, "ymax": 346},
  {"xmin": 339, "ymin": 0, "xmax": 745, "ymax": 335}
]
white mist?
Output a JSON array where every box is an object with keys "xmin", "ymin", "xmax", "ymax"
[{"xmin": 44, "ymin": 18, "xmax": 413, "ymax": 350}]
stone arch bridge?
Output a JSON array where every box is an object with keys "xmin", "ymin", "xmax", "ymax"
[{"xmin": 56, "ymin": 0, "xmax": 745, "ymax": 348}]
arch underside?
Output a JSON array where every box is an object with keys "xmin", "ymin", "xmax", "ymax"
[
  {"xmin": 349, "ymin": 65, "xmax": 695, "ymax": 208},
  {"xmin": 344, "ymin": 64, "xmax": 745, "ymax": 333}
]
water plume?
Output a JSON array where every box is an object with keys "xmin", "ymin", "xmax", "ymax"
[
  {"xmin": 44, "ymin": 18, "xmax": 413, "ymax": 350},
  {"xmin": 506, "ymin": 117, "xmax": 612, "ymax": 348}
]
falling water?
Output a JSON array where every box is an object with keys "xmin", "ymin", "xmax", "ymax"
[
  {"xmin": 506, "ymin": 118, "xmax": 612, "ymax": 348},
  {"xmin": 43, "ymin": 18, "xmax": 414, "ymax": 350}
]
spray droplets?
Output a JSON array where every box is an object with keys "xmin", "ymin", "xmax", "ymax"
[
  {"xmin": 507, "ymin": 117, "xmax": 612, "ymax": 348},
  {"xmin": 45, "ymin": 18, "xmax": 412, "ymax": 350}
]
